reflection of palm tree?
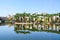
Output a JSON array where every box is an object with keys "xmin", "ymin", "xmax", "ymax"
[
  {"xmin": 14, "ymin": 24, "xmax": 60, "ymax": 34},
  {"xmin": 15, "ymin": 30, "xmax": 30, "ymax": 34},
  {"xmin": 14, "ymin": 24, "xmax": 31, "ymax": 34}
]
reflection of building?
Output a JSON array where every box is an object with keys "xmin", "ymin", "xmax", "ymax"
[{"xmin": 8, "ymin": 23, "xmax": 13, "ymax": 27}]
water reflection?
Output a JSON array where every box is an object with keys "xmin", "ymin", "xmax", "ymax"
[
  {"xmin": 0, "ymin": 23, "xmax": 7, "ymax": 26},
  {"xmin": 0, "ymin": 23, "xmax": 60, "ymax": 40},
  {"xmin": 7, "ymin": 23, "xmax": 13, "ymax": 27},
  {"xmin": 14, "ymin": 23, "xmax": 60, "ymax": 34},
  {"xmin": 0, "ymin": 23, "xmax": 60, "ymax": 34}
]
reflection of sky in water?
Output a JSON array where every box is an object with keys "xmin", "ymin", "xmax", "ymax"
[{"xmin": 0, "ymin": 24, "xmax": 60, "ymax": 40}]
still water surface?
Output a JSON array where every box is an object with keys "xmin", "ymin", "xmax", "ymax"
[{"xmin": 0, "ymin": 23, "xmax": 60, "ymax": 40}]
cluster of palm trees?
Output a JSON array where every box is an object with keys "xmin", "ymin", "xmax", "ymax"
[{"xmin": 13, "ymin": 12, "xmax": 60, "ymax": 24}]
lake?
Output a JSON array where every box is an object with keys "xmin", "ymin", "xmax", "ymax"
[{"xmin": 0, "ymin": 23, "xmax": 60, "ymax": 40}]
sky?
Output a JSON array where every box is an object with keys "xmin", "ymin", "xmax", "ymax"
[{"xmin": 0, "ymin": 0, "xmax": 60, "ymax": 16}]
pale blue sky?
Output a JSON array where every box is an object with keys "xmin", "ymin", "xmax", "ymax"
[{"xmin": 0, "ymin": 0, "xmax": 60, "ymax": 16}]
